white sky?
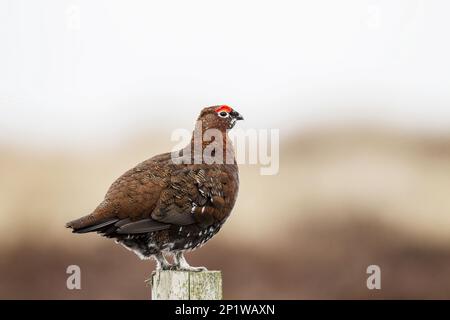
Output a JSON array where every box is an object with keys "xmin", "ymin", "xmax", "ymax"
[{"xmin": 1, "ymin": 0, "xmax": 450, "ymax": 146}]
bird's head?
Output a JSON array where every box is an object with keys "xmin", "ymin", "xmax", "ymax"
[{"xmin": 197, "ymin": 105, "xmax": 244, "ymax": 131}]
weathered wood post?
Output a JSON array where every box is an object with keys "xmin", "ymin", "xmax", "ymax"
[{"xmin": 151, "ymin": 270, "xmax": 222, "ymax": 300}]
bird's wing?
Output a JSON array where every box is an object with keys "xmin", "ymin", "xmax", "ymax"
[
  {"xmin": 66, "ymin": 156, "xmax": 230, "ymax": 234},
  {"xmin": 151, "ymin": 166, "xmax": 228, "ymax": 227},
  {"xmin": 68, "ymin": 216, "xmax": 171, "ymax": 236},
  {"xmin": 66, "ymin": 154, "xmax": 172, "ymax": 233}
]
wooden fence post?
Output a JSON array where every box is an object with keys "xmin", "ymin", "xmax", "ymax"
[{"xmin": 151, "ymin": 270, "xmax": 222, "ymax": 300}]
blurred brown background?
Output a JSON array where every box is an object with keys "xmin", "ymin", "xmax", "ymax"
[
  {"xmin": 2, "ymin": 128, "xmax": 450, "ymax": 299},
  {"xmin": 2, "ymin": 0, "xmax": 450, "ymax": 299}
]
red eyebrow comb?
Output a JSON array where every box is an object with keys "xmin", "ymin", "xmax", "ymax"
[{"xmin": 215, "ymin": 105, "xmax": 232, "ymax": 113}]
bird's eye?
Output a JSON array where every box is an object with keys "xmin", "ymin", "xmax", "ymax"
[{"xmin": 218, "ymin": 111, "xmax": 229, "ymax": 118}]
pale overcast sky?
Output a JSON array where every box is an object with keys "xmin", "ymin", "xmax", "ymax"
[{"xmin": 1, "ymin": 0, "xmax": 450, "ymax": 146}]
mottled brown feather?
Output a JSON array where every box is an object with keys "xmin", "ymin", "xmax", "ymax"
[{"xmin": 66, "ymin": 105, "xmax": 241, "ymax": 257}]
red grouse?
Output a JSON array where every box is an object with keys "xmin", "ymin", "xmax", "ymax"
[{"xmin": 66, "ymin": 105, "xmax": 243, "ymax": 271}]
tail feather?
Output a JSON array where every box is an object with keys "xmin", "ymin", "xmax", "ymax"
[
  {"xmin": 66, "ymin": 216, "xmax": 119, "ymax": 234},
  {"xmin": 66, "ymin": 200, "xmax": 115, "ymax": 233}
]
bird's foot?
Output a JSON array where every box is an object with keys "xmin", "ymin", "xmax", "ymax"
[
  {"xmin": 144, "ymin": 270, "xmax": 159, "ymax": 286},
  {"xmin": 144, "ymin": 264, "xmax": 175, "ymax": 285},
  {"xmin": 144, "ymin": 264, "xmax": 207, "ymax": 285},
  {"xmin": 175, "ymin": 265, "xmax": 208, "ymax": 272},
  {"xmin": 145, "ymin": 253, "xmax": 174, "ymax": 285},
  {"xmin": 171, "ymin": 251, "xmax": 207, "ymax": 272}
]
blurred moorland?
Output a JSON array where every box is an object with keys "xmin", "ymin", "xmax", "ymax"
[{"xmin": 1, "ymin": 128, "xmax": 450, "ymax": 299}]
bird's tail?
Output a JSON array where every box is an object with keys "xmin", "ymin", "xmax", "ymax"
[
  {"xmin": 66, "ymin": 214, "xmax": 96, "ymax": 232},
  {"xmin": 66, "ymin": 201, "xmax": 116, "ymax": 233}
]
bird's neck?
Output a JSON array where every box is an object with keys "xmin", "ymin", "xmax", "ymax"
[{"xmin": 187, "ymin": 126, "xmax": 236, "ymax": 164}]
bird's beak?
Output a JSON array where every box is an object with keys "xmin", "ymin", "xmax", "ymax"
[{"xmin": 230, "ymin": 110, "xmax": 244, "ymax": 120}]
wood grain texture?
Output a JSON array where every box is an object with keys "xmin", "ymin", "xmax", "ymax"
[{"xmin": 151, "ymin": 270, "xmax": 222, "ymax": 300}]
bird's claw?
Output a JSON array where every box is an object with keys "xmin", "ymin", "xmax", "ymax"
[
  {"xmin": 145, "ymin": 265, "xmax": 207, "ymax": 285},
  {"xmin": 144, "ymin": 268, "xmax": 168, "ymax": 286},
  {"xmin": 144, "ymin": 276, "xmax": 153, "ymax": 286},
  {"xmin": 176, "ymin": 266, "xmax": 208, "ymax": 272}
]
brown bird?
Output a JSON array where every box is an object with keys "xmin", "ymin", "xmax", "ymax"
[{"xmin": 66, "ymin": 105, "xmax": 243, "ymax": 271}]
